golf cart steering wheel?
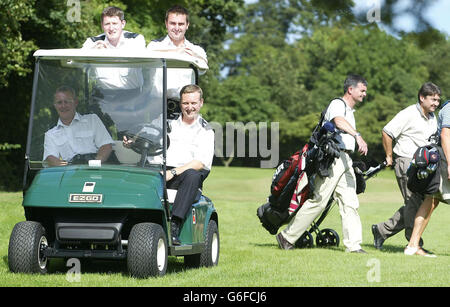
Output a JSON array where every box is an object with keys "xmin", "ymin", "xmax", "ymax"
[
  {"xmin": 124, "ymin": 123, "xmax": 168, "ymax": 166},
  {"xmin": 69, "ymin": 153, "xmax": 97, "ymax": 165}
]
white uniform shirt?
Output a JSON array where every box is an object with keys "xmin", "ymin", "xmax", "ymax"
[
  {"xmin": 43, "ymin": 113, "xmax": 114, "ymax": 161},
  {"xmin": 82, "ymin": 31, "xmax": 146, "ymax": 50},
  {"xmin": 166, "ymin": 115, "xmax": 214, "ymax": 170},
  {"xmin": 82, "ymin": 31, "xmax": 146, "ymax": 89},
  {"xmin": 147, "ymin": 35, "xmax": 207, "ymax": 63},
  {"xmin": 384, "ymin": 103, "xmax": 437, "ymax": 158},
  {"xmin": 147, "ymin": 36, "xmax": 207, "ymax": 98},
  {"xmin": 324, "ymin": 98, "xmax": 356, "ymax": 151}
]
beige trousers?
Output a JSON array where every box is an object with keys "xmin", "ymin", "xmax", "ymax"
[{"xmin": 281, "ymin": 151, "xmax": 363, "ymax": 251}]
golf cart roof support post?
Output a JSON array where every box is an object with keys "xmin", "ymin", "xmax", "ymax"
[
  {"xmin": 23, "ymin": 59, "xmax": 41, "ymax": 190},
  {"xmin": 190, "ymin": 64, "xmax": 199, "ymax": 85},
  {"xmin": 162, "ymin": 58, "xmax": 171, "ymax": 222},
  {"xmin": 84, "ymin": 65, "xmax": 90, "ymax": 108}
]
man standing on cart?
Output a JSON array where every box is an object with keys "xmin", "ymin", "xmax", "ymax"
[{"xmin": 276, "ymin": 74, "xmax": 369, "ymax": 253}]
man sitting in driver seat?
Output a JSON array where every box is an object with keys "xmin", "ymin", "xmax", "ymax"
[
  {"xmin": 43, "ymin": 86, "xmax": 114, "ymax": 167},
  {"xmin": 124, "ymin": 84, "xmax": 214, "ymax": 245}
]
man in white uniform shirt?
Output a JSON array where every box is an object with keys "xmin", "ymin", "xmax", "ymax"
[
  {"xmin": 43, "ymin": 86, "xmax": 113, "ymax": 166},
  {"xmin": 276, "ymin": 74, "xmax": 369, "ymax": 253},
  {"xmin": 124, "ymin": 85, "xmax": 214, "ymax": 245},
  {"xmin": 372, "ymin": 82, "xmax": 440, "ymax": 253},
  {"xmin": 82, "ymin": 6, "xmax": 146, "ymax": 90}
]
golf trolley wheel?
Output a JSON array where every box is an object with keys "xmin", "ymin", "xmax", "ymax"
[
  {"xmin": 294, "ymin": 231, "xmax": 314, "ymax": 248},
  {"xmin": 315, "ymin": 228, "xmax": 340, "ymax": 247},
  {"xmin": 8, "ymin": 221, "xmax": 49, "ymax": 274},
  {"xmin": 127, "ymin": 223, "xmax": 168, "ymax": 278}
]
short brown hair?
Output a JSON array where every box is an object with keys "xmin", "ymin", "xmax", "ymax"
[
  {"xmin": 165, "ymin": 5, "xmax": 189, "ymax": 24},
  {"xmin": 101, "ymin": 6, "xmax": 125, "ymax": 23},
  {"xmin": 55, "ymin": 86, "xmax": 76, "ymax": 98},
  {"xmin": 418, "ymin": 82, "xmax": 441, "ymax": 102},
  {"xmin": 180, "ymin": 84, "xmax": 203, "ymax": 100}
]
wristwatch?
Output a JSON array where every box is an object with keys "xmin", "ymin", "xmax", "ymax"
[
  {"xmin": 170, "ymin": 168, "xmax": 177, "ymax": 177},
  {"xmin": 354, "ymin": 132, "xmax": 361, "ymax": 138}
]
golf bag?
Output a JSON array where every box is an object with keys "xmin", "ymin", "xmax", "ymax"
[
  {"xmin": 257, "ymin": 112, "xmax": 341, "ymax": 235},
  {"xmin": 257, "ymin": 98, "xmax": 385, "ymax": 237},
  {"xmin": 407, "ymin": 144, "xmax": 441, "ymax": 194}
]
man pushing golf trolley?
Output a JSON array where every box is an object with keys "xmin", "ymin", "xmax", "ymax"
[{"xmin": 258, "ymin": 74, "xmax": 386, "ymax": 252}]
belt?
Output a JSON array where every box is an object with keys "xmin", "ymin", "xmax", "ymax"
[{"xmin": 343, "ymin": 149, "xmax": 353, "ymax": 154}]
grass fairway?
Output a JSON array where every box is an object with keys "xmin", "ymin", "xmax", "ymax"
[{"xmin": 0, "ymin": 166, "xmax": 449, "ymax": 287}]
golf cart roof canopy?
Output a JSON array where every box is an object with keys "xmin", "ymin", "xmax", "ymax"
[{"xmin": 33, "ymin": 49, "xmax": 208, "ymax": 72}]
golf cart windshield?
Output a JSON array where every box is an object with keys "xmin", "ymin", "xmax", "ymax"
[{"xmin": 27, "ymin": 51, "xmax": 198, "ymax": 170}]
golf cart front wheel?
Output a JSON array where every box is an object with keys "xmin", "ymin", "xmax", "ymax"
[
  {"xmin": 8, "ymin": 221, "xmax": 49, "ymax": 274},
  {"xmin": 127, "ymin": 223, "xmax": 168, "ymax": 278},
  {"xmin": 316, "ymin": 228, "xmax": 340, "ymax": 247}
]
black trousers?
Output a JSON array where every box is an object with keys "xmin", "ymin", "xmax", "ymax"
[{"xmin": 167, "ymin": 168, "xmax": 210, "ymax": 220}]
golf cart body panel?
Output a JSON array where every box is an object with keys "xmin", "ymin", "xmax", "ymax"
[
  {"xmin": 23, "ymin": 165, "xmax": 163, "ymax": 209},
  {"xmin": 10, "ymin": 49, "xmax": 219, "ymax": 275}
]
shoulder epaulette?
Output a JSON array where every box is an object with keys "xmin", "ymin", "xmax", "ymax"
[
  {"xmin": 90, "ymin": 34, "xmax": 106, "ymax": 42},
  {"xmin": 200, "ymin": 117, "xmax": 212, "ymax": 130},
  {"xmin": 123, "ymin": 32, "xmax": 139, "ymax": 39},
  {"xmin": 151, "ymin": 37, "xmax": 165, "ymax": 43}
]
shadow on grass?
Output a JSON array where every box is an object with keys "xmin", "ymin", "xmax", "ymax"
[{"xmin": 3, "ymin": 255, "xmax": 201, "ymax": 277}]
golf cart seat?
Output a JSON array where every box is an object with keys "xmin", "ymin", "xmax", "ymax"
[{"xmin": 166, "ymin": 188, "xmax": 202, "ymax": 204}]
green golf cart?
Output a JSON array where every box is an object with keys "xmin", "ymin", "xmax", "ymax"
[{"xmin": 7, "ymin": 49, "xmax": 219, "ymax": 278}]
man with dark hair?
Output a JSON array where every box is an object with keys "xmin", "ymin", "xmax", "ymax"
[
  {"xmin": 372, "ymin": 82, "xmax": 440, "ymax": 253},
  {"xmin": 276, "ymin": 74, "xmax": 369, "ymax": 253},
  {"xmin": 82, "ymin": 6, "xmax": 145, "ymax": 50},
  {"xmin": 147, "ymin": 5, "xmax": 207, "ymax": 64}
]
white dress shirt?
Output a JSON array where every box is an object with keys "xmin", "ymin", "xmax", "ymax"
[
  {"xmin": 147, "ymin": 35, "xmax": 207, "ymax": 63},
  {"xmin": 43, "ymin": 113, "xmax": 114, "ymax": 161},
  {"xmin": 82, "ymin": 31, "xmax": 146, "ymax": 89}
]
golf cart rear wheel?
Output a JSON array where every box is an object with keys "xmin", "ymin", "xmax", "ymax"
[
  {"xmin": 294, "ymin": 231, "xmax": 314, "ymax": 248},
  {"xmin": 184, "ymin": 220, "xmax": 219, "ymax": 268},
  {"xmin": 8, "ymin": 221, "xmax": 49, "ymax": 274},
  {"xmin": 127, "ymin": 223, "xmax": 168, "ymax": 278},
  {"xmin": 316, "ymin": 228, "xmax": 340, "ymax": 247}
]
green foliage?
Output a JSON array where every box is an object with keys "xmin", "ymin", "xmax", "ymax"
[
  {"xmin": 0, "ymin": 0, "xmax": 37, "ymax": 87},
  {"xmin": 1, "ymin": 0, "xmax": 450, "ymax": 189}
]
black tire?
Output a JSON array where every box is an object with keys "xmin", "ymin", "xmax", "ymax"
[
  {"xmin": 184, "ymin": 220, "xmax": 219, "ymax": 268},
  {"xmin": 294, "ymin": 231, "xmax": 314, "ymax": 248},
  {"xmin": 8, "ymin": 221, "xmax": 49, "ymax": 274},
  {"xmin": 127, "ymin": 223, "xmax": 168, "ymax": 278},
  {"xmin": 316, "ymin": 228, "xmax": 340, "ymax": 247}
]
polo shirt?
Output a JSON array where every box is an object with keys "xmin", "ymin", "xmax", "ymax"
[
  {"xmin": 43, "ymin": 113, "xmax": 114, "ymax": 162},
  {"xmin": 146, "ymin": 115, "xmax": 214, "ymax": 170},
  {"xmin": 384, "ymin": 103, "xmax": 437, "ymax": 159},
  {"xmin": 438, "ymin": 101, "xmax": 450, "ymax": 135}
]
